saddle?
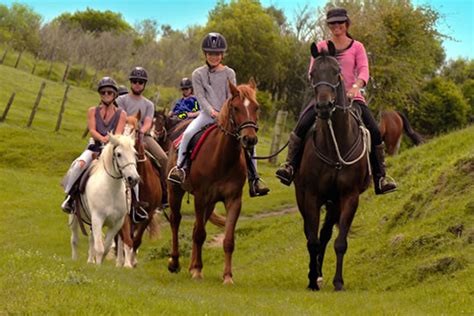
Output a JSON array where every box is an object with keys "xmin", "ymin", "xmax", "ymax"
[{"xmin": 173, "ymin": 124, "xmax": 217, "ymax": 162}]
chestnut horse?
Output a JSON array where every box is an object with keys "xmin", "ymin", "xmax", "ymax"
[
  {"xmin": 117, "ymin": 114, "xmax": 161, "ymax": 268},
  {"xmin": 294, "ymin": 42, "xmax": 371, "ymax": 291},
  {"xmin": 167, "ymin": 79, "xmax": 259, "ymax": 284},
  {"xmin": 379, "ymin": 110, "xmax": 423, "ymax": 155}
]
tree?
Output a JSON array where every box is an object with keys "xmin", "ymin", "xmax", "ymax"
[
  {"xmin": 205, "ymin": 0, "xmax": 286, "ymax": 95},
  {"xmin": 53, "ymin": 8, "xmax": 132, "ymax": 34},
  {"xmin": 411, "ymin": 77, "xmax": 469, "ymax": 134},
  {"xmin": 0, "ymin": 3, "xmax": 42, "ymax": 52}
]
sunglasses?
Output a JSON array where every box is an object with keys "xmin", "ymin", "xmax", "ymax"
[
  {"xmin": 99, "ymin": 90, "xmax": 115, "ymax": 96},
  {"xmin": 328, "ymin": 21, "xmax": 346, "ymax": 25},
  {"xmin": 131, "ymin": 79, "xmax": 146, "ymax": 85}
]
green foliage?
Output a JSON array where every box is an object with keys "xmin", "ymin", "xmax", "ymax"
[
  {"xmin": 53, "ymin": 8, "xmax": 132, "ymax": 34},
  {"xmin": 0, "ymin": 3, "xmax": 41, "ymax": 52},
  {"xmin": 411, "ymin": 77, "xmax": 469, "ymax": 134}
]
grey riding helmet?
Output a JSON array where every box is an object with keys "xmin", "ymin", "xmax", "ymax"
[
  {"xmin": 118, "ymin": 85, "xmax": 128, "ymax": 95},
  {"xmin": 201, "ymin": 32, "xmax": 227, "ymax": 53},
  {"xmin": 129, "ymin": 66, "xmax": 148, "ymax": 81},
  {"xmin": 180, "ymin": 77, "xmax": 193, "ymax": 89},
  {"xmin": 97, "ymin": 77, "xmax": 118, "ymax": 93}
]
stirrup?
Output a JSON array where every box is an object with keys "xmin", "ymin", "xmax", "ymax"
[
  {"xmin": 249, "ymin": 178, "xmax": 270, "ymax": 197},
  {"xmin": 375, "ymin": 175, "xmax": 397, "ymax": 195},
  {"xmin": 167, "ymin": 166, "xmax": 186, "ymax": 184}
]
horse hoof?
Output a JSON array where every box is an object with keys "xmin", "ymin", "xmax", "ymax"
[
  {"xmin": 223, "ymin": 276, "xmax": 234, "ymax": 285},
  {"xmin": 317, "ymin": 277, "xmax": 324, "ymax": 288},
  {"xmin": 191, "ymin": 269, "xmax": 203, "ymax": 280},
  {"xmin": 334, "ymin": 284, "xmax": 346, "ymax": 292},
  {"xmin": 306, "ymin": 283, "xmax": 320, "ymax": 291},
  {"xmin": 168, "ymin": 258, "xmax": 180, "ymax": 273}
]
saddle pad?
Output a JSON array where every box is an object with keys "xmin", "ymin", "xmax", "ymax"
[{"xmin": 172, "ymin": 124, "xmax": 217, "ymax": 161}]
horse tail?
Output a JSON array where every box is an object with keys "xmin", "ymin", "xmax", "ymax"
[
  {"xmin": 209, "ymin": 210, "xmax": 226, "ymax": 228},
  {"xmin": 147, "ymin": 213, "xmax": 161, "ymax": 241},
  {"xmin": 396, "ymin": 111, "xmax": 424, "ymax": 145}
]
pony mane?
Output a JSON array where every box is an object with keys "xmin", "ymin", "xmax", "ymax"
[
  {"xmin": 218, "ymin": 83, "xmax": 258, "ymax": 126},
  {"xmin": 90, "ymin": 135, "xmax": 135, "ymax": 176}
]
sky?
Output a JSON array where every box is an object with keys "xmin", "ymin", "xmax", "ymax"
[{"xmin": 1, "ymin": 0, "xmax": 473, "ymax": 61}]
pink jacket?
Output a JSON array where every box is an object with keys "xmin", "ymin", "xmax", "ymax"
[{"xmin": 309, "ymin": 40, "xmax": 369, "ymax": 104}]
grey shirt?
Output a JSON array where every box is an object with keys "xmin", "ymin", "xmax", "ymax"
[
  {"xmin": 116, "ymin": 94, "xmax": 154, "ymax": 125},
  {"xmin": 192, "ymin": 65, "xmax": 236, "ymax": 115}
]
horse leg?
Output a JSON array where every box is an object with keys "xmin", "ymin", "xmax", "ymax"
[
  {"xmin": 116, "ymin": 235, "xmax": 124, "ymax": 267},
  {"xmin": 120, "ymin": 215, "xmax": 134, "ymax": 268},
  {"xmin": 69, "ymin": 214, "xmax": 79, "ymax": 260},
  {"xmin": 91, "ymin": 215, "xmax": 105, "ymax": 265},
  {"xmin": 168, "ymin": 187, "xmax": 185, "ymax": 273},
  {"xmin": 131, "ymin": 220, "xmax": 150, "ymax": 267},
  {"xmin": 189, "ymin": 197, "xmax": 214, "ymax": 280},
  {"xmin": 302, "ymin": 194, "xmax": 323, "ymax": 291},
  {"xmin": 103, "ymin": 220, "xmax": 123, "ymax": 264},
  {"xmin": 316, "ymin": 201, "xmax": 339, "ymax": 288},
  {"xmin": 333, "ymin": 194, "xmax": 358, "ymax": 291},
  {"xmin": 222, "ymin": 195, "xmax": 242, "ymax": 285}
]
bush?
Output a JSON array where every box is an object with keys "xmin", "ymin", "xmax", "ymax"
[{"xmin": 411, "ymin": 77, "xmax": 469, "ymax": 134}]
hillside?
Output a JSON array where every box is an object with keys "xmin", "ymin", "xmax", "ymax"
[{"xmin": 0, "ymin": 64, "xmax": 472, "ymax": 314}]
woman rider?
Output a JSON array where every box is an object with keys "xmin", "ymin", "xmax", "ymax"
[
  {"xmin": 61, "ymin": 77, "xmax": 127, "ymax": 212},
  {"xmin": 276, "ymin": 8, "xmax": 397, "ymax": 195}
]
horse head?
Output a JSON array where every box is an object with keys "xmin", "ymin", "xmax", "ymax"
[
  {"xmin": 108, "ymin": 133, "xmax": 140, "ymax": 187},
  {"xmin": 125, "ymin": 111, "xmax": 141, "ymax": 138},
  {"xmin": 218, "ymin": 78, "xmax": 259, "ymax": 150},
  {"xmin": 309, "ymin": 41, "xmax": 346, "ymax": 120}
]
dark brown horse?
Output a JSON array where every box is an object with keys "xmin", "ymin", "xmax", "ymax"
[
  {"xmin": 295, "ymin": 42, "xmax": 371, "ymax": 291},
  {"xmin": 167, "ymin": 79, "xmax": 260, "ymax": 284},
  {"xmin": 379, "ymin": 110, "xmax": 423, "ymax": 155},
  {"xmin": 117, "ymin": 113, "xmax": 161, "ymax": 268},
  {"xmin": 153, "ymin": 110, "xmax": 182, "ymax": 153}
]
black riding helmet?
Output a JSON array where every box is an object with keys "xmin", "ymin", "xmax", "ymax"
[
  {"xmin": 202, "ymin": 32, "xmax": 227, "ymax": 53},
  {"xmin": 129, "ymin": 66, "xmax": 148, "ymax": 81},
  {"xmin": 97, "ymin": 77, "xmax": 118, "ymax": 93},
  {"xmin": 117, "ymin": 85, "xmax": 128, "ymax": 96},
  {"xmin": 180, "ymin": 77, "xmax": 192, "ymax": 89}
]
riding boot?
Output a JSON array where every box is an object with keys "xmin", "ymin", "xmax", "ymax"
[
  {"xmin": 275, "ymin": 132, "xmax": 303, "ymax": 186},
  {"xmin": 168, "ymin": 157, "xmax": 188, "ymax": 184},
  {"xmin": 372, "ymin": 143, "xmax": 397, "ymax": 195},
  {"xmin": 245, "ymin": 150, "xmax": 269, "ymax": 197},
  {"xmin": 61, "ymin": 193, "xmax": 75, "ymax": 214}
]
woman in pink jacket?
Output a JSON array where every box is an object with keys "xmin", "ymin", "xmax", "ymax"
[{"xmin": 276, "ymin": 7, "xmax": 397, "ymax": 195}]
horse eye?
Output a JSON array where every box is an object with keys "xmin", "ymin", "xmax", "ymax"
[{"xmin": 116, "ymin": 153, "xmax": 121, "ymax": 158}]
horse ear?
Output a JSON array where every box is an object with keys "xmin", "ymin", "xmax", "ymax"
[
  {"xmin": 109, "ymin": 133, "xmax": 119, "ymax": 146},
  {"xmin": 248, "ymin": 77, "xmax": 257, "ymax": 90},
  {"xmin": 228, "ymin": 80, "xmax": 239, "ymax": 97},
  {"xmin": 327, "ymin": 40, "xmax": 336, "ymax": 56},
  {"xmin": 310, "ymin": 42, "xmax": 319, "ymax": 58}
]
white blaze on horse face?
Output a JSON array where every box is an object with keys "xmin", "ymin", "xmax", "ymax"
[{"xmin": 243, "ymin": 98, "xmax": 251, "ymax": 117}]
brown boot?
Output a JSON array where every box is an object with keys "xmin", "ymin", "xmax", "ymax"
[
  {"xmin": 249, "ymin": 178, "xmax": 270, "ymax": 197},
  {"xmin": 275, "ymin": 132, "xmax": 303, "ymax": 186},
  {"xmin": 373, "ymin": 143, "xmax": 397, "ymax": 195},
  {"xmin": 167, "ymin": 166, "xmax": 186, "ymax": 184}
]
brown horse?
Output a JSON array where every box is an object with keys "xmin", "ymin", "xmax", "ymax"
[
  {"xmin": 153, "ymin": 110, "xmax": 182, "ymax": 153},
  {"xmin": 295, "ymin": 42, "xmax": 371, "ymax": 291},
  {"xmin": 117, "ymin": 114, "xmax": 161, "ymax": 268},
  {"xmin": 167, "ymin": 79, "xmax": 260, "ymax": 284},
  {"xmin": 379, "ymin": 110, "xmax": 423, "ymax": 155}
]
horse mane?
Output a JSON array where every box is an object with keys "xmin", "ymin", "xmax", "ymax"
[
  {"xmin": 218, "ymin": 83, "xmax": 257, "ymax": 126},
  {"xmin": 90, "ymin": 135, "xmax": 135, "ymax": 176}
]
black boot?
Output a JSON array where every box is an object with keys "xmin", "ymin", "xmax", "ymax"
[
  {"xmin": 246, "ymin": 151, "xmax": 269, "ymax": 197},
  {"xmin": 61, "ymin": 194, "xmax": 75, "ymax": 214},
  {"xmin": 275, "ymin": 132, "xmax": 303, "ymax": 186},
  {"xmin": 159, "ymin": 167, "xmax": 169, "ymax": 208},
  {"xmin": 372, "ymin": 143, "xmax": 397, "ymax": 195}
]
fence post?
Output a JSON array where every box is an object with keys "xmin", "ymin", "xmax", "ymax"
[
  {"xmin": 0, "ymin": 46, "xmax": 9, "ymax": 64},
  {"xmin": 14, "ymin": 49, "xmax": 24, "ymax": 68},
  {"xmin": 90, "ymin": 70, "xmax": 98, "ymax": 89},
  {"xmin": 0, "ymin": 92, "xmax": 16, "ymax": 122},
  {"xmin": 55, "ymin": 84, "xmax": 70, "ymax": 132},
  {"xmin": 62, "ymin": 62, "xmax": 70, "ymax": 82},
  {"xmin": 31, "ymin": 53, "xmax": 39, "ymax": 74},
  {"xmin": 269, "ymin": 110, "xmax": 288, "ymax": 165},
  {"xmin": 27, "ymin": 81, "xmax": 46, "ymax": 128}
]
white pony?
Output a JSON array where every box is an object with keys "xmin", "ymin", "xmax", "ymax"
[{"xmin": 69, "ymin": 134, "xmax": 140, "ymax": 264}]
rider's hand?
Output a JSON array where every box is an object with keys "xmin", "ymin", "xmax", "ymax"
[
  {"xmin": 102, "ymin": 135, "xmax": 109, "ymax": 143},
  {"xmin": 347, "ymin": 87, "xmax": 359, "ymax": 99},
  {"xmin": 211, "ymin": 109, "xmax": 219, "ymax": 118}
]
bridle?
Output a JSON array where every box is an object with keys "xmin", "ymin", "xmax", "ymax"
[
  {"xmin": 217, "ymin": 94, "xmax": 259, "ymax": 140},
  {"xmin": 103, "ymin": 145, "xmax": 137, "ymax": 180}
]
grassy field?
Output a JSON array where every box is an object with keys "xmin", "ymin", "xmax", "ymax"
[{"xmin": 0, "ymin": 64, "xmax": 473, "ymax": 314}]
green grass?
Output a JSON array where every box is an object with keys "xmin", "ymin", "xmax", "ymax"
[{"xmin": 0, "ymin": 63, "xmax": 473, "ymax": 315}]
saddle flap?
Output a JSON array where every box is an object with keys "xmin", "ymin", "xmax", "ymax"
[
  {"xmin": 172, "ymin": 124, "xmax": 217, "ymax": 161},
  {"xmin": 79, "ymin": 162, "xmax": 96, "ymax": 193}
]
